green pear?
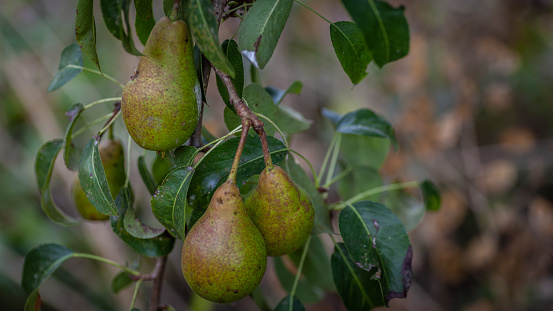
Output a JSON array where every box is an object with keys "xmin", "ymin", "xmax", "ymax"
[
  {"xmin": 181, "ymin": 181, "xmax": 267, "ymax": 303},
  {"xmin": 71, "ymin": 139, "xmax": 126, "ymax": 220},
  {"xmin": 122, "ymin": 16, "xmax": 201, "ymax": 151},
  {"xmin": 245, "ymin": 165, "xmax": 314, "ymax": 256}
]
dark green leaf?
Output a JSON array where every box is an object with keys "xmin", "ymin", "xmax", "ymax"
[
  {"xmin": 23, "ymin": 290, "xmax": 40, "ymax": 311},
  {"xmin": 78, "ymin": 137, "xmax": 117, "ymax": 216},
  {"xmin": 271, "ymin": 105, "xmax": 312, "ymax": 135},
  {"xmin": 383, "ymin": 186, "xmax": 425, "ymax": 232},
  {"xmin": 216, "ymin": 40, "xmax": 244, "ymax": 110},
  {"xmin": 336, "ymin": 108, "xmax": 398, "ymax": 151},
  {"xmin": 151, "ymin": 166, "xmax": 194, "ymax": 239},
  {"xmin": 134, "ymin": 0, "xmax": 156, "ymax": 45},
  {"xmin": 283, "ymin": 156, "xmax": 332, "ymax": 234},
  {"xmin": 35, "ymin": 140, "xmax": 80, "ymax": 226},
  {"xmin": 120, "ymin": 0, "xmax": 142, "ymax": 55},
  {"xmin": 163, "ymin": 0, "xmax": 173, "ymax": 16},
  {"xmin": 47, "ymin": 43, "xmax": 83, "ymax": 92},
  {"xmin": 111, "ymin": 272, "xmax": 134, "ymax": 293},
  {"xmin": 331, "ymin": 243, "xmax": 386, "ymax": 310},
  {"xmin": 21, "ymin": 244, "xmax": 74, "ymax": 294},
  {"xmin": 173, "ymin": 146, "xmax": 198, "ymax": 167},
  {"xmin": 340, "ymin": 0, "xmax": 409, "ymax": 67},
  {"xmin": 265, "ymin": 81, "xmax": 303, "ymax": 105},
  {"xmin": 152, "ymin": 154, "xmax": 176, "ymax": 186},
  {"xmin": 100, "ymin": 0, "xmax": 141, "ymax": 55},
  {"xmin": 123, "ymin": 205, "xmax": 165, "ymax": 239},
  {"xmin": 63, "ymin": 103, "xmax": 84, "ymax": 171},
  {"xmin": 138, "ymin": 156, "xmax": 157, "ymax": 195},
  {"xmin": 238, "ymin": 0, "xmax": 293, "ymax": 69},
  {"xmin": 273, "ymin": 295, "xmax": 305, "ymax": 311},
  {"xmin": 421, "ymin": 180, "xmax": 441, "ymax": 211},
  {"xmin": 288, "ymin": 236, "xmax": 335, "ymax": 291},
  {"xmin": 274, "ymin": 257, "xmax": 323, "ymax": 304},
  {"xmin": 76, "ymin": 0, "xmax": 101, "ymax": 71},
  {"xmin": 339, "ymin": 201, "xmax": 413, "ymax": 301},
  {"xmin": 188, "ymin": 0, "xmax": 234, "ymax": 76},
  {"xmin": 340, "ymin": 134, "xmax": 390, "ymax": 169},
  {"xmin": 337, "ymin": 166, "xmax": 382, "ymax": 202},
  {"xmin": 330, "ymin": 21, "xmax": 372, "ymax": 85},
  {"xmin": 111, "ymin": 187, "xmax": 175, "ymax": 257}
]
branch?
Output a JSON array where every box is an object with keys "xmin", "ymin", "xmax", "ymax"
[{"xmin": 147, "ymin": 256, "xmax": 168, "ymax": 311}]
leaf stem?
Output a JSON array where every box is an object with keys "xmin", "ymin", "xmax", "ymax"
[
  {"xmin": 129, "ymin": 279, "xmax": 144, "ymax": 311},
  {"xmin": 289, "ymin": 235, "xmax": 312, "ymax": 311},
  {"xmin": 322, "ymin": 164, "xmax": 352, "ymax": 189},
  {"xmin": 324, "ymin": 133, "xmax": 342, "ymax": 187},
  {"xmin": 330, "ymin": 181, "xmax": 421, "ymax": 210},
  {"xmin": 193, "ymin": 125, "xmax": 243, "ymax": 169},
  {"xmin": 124, "ymin": 135, "xmax": 132, "ymax": 188},
  {"xmin": 294, "ymin": 0, "xmax": 332, "ymax": 24},
  {"xmin": 97, "ymin": 110, "xmax": 121, "ymax": 137},
  {"xmin": 287, "ymin": 149, "xmax": 319, "ymax": 188},
  {"xmin": 71, "ymin": 113, "xmax": 112, "ymax": 140},
  {"xmin": 83, "ymin": 97, "xmax": 122, "ymax": 110},
  {"xmin": 66, "ymin": 65, "xmax": 125, "ymax": 89},
  {"xmin": 317, "ymin": 132, "xmax": 337, "ymax": 186},
  {"xmin": 72, "ymin": 253, "xmax": 141, "ymax": 276},
  {"xmin": 228, "ymin": 120, "xmax": 250, "ymax": 183}
]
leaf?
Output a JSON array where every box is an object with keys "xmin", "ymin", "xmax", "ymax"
[
  {"xmin": 272, "ymin": 105, "xmax": 312, "ymax": 135},
  {"xmin": 35, "ymin": 140, "xmax": 80, "ymax": 226},
  {"xmin": 173, "ymin": 146, "xmax": 198, "ymax": 167},
  {"xmin": 163, "ymin": 0, "xmax": 173, "ymax": 16},
  {"xmin": 188, "ymin": 0, "xmax": 234, "ymax": 76},
  {"xmin": 340, "ymin": 134, "xmax": 390, "ymax": 170},
  {"xmin": 340, "ymin": 0, "xmax": 409, "ymax": 67},
  {"xmin": 336, "ymin": 108, "xmax": 399, "ymax": 151},
  {"xmin": 111, "ymin": 187, "xmax": 175, "ymax": 257},
  {"xmin": 288, "ymin": 236, "xmax": 335, "ymax": 291},
  {"xmin": 134, "ymin": 0, "xmax": 156, "ymax": 45},
  {"xmin": 321, "ymin": 108, "xmax": 342, "ymax": 125},
  {"xmin": 47, "ymin": 43, "xmax": 83, "ymax": 92},
  {"xmin": 21, "ymin": 244, "xmax": 74, "ymax": 294},
  {"xmin": 337, "ymin": 166, "xmax": 382, "ymax": 206},
  {"xmin": 151, "ymin": 166, "xmax": 195, "ymax": 240},
  {"xmin": 216, "ymin": 40, "xmax": 244, "ymax": 111},
  {"xmin": 76, "ymin": 0, "xmax": 101, "ymax": 71},
  {"xmin": 224, "ymin": 84, "xmax": 278, "ymax": 135},
  {"xmin": 339, "ymin": 201, "xmax": 413, "ymax": 302},
  {"xmin": 421, "ymin": 180, "xmax": 441, "ymax": 211},
  {"xmin": 138, "ymin": 155, "xmax": 157, "ymax": 195},
  {"xmin": 78, "ymin": 137, "xmax": 117, "ymax": 216},
  {"xmin": 152, "ymin": 154, "xmax": 176, "ymax": 186},
  {"xmin": 383, "ymin": 186, "xmax": 425, "ymax": 232},
  {"xmin": 274, "ymin": 257, "xmax": 323, "ymax": 304},
  {"xmin": 265, "ymin": 81, "xmax": 303, "ymax": 105},
  {"xmin": 111, "ymin": 272, "xmax": 134, "ymax": 293},
  {"xmin": 120, "ymin": 0, "xmax": 142, "ymax": 55},
  {"xmin": 23, "ymin": 290, "xmax": 40, "ymax": 311},
  {"xmin": 330, "ymin": 21, "xmax": 372, "ymax": 85},
  {"xmin": 100, "ymin": 0, "xmax": 141, "ymax": 55},
  {"xmin": 123, "ymin": 205, "xmax": 165, "ymax": 239},
  {"xmin": 238, "ymin": 0, "xmax": 293, "ymax": 69},
  {"xmin": 273, "ymin": 295, "xmax": 305, "ymax": 311},
  {"xmin": 63, "ymin": 104, "xmax": 84, "ymax": 171},
  {"xmin": 331, "ymin": 243, "xmax": 386, "ymax": 310}
]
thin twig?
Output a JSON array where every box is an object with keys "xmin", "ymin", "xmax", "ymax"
[{"xmin": 147, "ymin": 256, "xmax": 168, "ymax": 311}]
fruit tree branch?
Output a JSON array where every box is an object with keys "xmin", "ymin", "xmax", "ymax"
[{"xmin": 147, "ymin": 256, "xmax": 168, "ymax": 311}]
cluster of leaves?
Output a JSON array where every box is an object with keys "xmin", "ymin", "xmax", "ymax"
[{"xmin": 24, "ymin": 0, "xmax": 440, "ymax": 310}]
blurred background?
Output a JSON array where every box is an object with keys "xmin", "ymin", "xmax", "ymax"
[{"xmin": 1, "ymin": 0, "xmax": 553, "ymax": 310}]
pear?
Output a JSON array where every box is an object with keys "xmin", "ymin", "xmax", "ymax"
[
  {"xmin": 71, "ymin": 139, "xmax": 126, "ymax": 220},
  {"xmin": 245, "ymin": 165, "xmax": 314, "ymax": 256},
  {"xmin": 181, "ymin": 181, "xmax": 267, "ymax": 303},
  {"xmin": 122, "ymin": 16, "xmax": 201, "ymax": 151}
]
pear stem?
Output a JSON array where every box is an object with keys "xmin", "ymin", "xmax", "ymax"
[{"xmin": 228, "ymin": 120, "xmax": 250, "ymax": 184}]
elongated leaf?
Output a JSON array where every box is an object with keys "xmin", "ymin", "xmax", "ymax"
[
  {"xmin": 265, "ymin": 81, "xmax": 303, "ymax": 105},
  {"xmin": 47, "ymin": 43, "xmax": 83, "ymax": 92},
  {"xmin": 111, "ymin": 272, "xmax": 134, "ymax": 293},
  {"xmin": 224, "ymin": 84, "xmax": 277, "ymax": 134},
  {"xmin": 340, "ymin": 0, "xmax": 409, "ymax": 67},
  {"xmin": 151, "ymin": 166, "xmax": 195, "ymax": 239},
  {"xmin": 134, "ymin": 0, "xmax": 156, "ymax": 45},
  {"xmin": 120, "ymin": 0, "xmax": 142, "ymax": 55},
  {"xmin": 78, "ymin": 137, "xmax": 117, "ymax": 216},
  {"xmin": 336, "ymin": 108, "xmax": 398, "ymax": 151},
  {"xmin": 331, "ymin": 243, "xmax": 386, "ymax": 310},
  {"xmin": 421, "ymin": 180, "xmax": 441, "ymax": 211},
  {"xmin": 321, "ymin": 108, "xmax": 342, "ymax": 125},
  {"xmin": 35, "ymin": 140, "xmax": 80, "ymax": 226},
  {"xmin": 339, "ymin": 201, "xmax": 412, "ymax": 301},
  {"xmin": 274, "ymin": 295, "xmax": 305, "ymax": 311},
  {"xmin": 137, "ymin": 156, "xmax": 157, "ymax": 195},
  {"xmin": 274, "ymin": 257, "xmax": 323, "ymax": 304},
  {"xmin": 337, "ymin": 166, "xmax": 382, "ymax": 202},
  {"xmin": 100, "ymin": 0, "xmax": 141, "ymax": 55},
  {"xmin": 21, "ymin": 244, "xmax": 74, "ymax": 294},
  {"xmin": 330, "ymin": 21, "xmax": 372, "ymax": 85},
  {"xmin": 173, "ymin": 146, "xmax": 197, "ymax": 167},
  {"xmin": 152, "ymin": 154, "xmax": 176, "ymax": 186},
  {"xmin": 188, "ymin": 0, "xmax": 234, "ymax": 76},
  {"xmin": 123, "ymin": 205, "xmax": 165, "ymax": 239},
  {"xmin": 238, "ymin": 0, "xmax": 293, "ymax": 69},
  {"xmin": 111, "ymin": 187, "xmax": 175, "ymax": 257},
  {"xmin": 76, "ymin": 0, "xmax": 101, "ymax": 71},
  {"xmin": 63, "ymin": 104, "xmax": 84, "ymax": 171},
  {"xmin": 288, "ymin": 235, "xmax": 335, "ymax": 291},
  {"xmin": 23, "ymin": 290, "xmax": 40, "ymax": 311},
  {"xmin": 216, "ymin": 40, "xmax": 244, "ymax": 110},
  {"xmin": 272, "ymin": 105, "xmax": 312, "ymax": 135},
  {"xmin": 340, "ymin": 134, "xmax": 390, "ymax": 170},
  {"xmin": 383, "ymin": 186, "xmax": 425, "ymax": 232}
]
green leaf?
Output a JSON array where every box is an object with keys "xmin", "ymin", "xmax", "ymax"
[
  {"xmin": 173, "ymin": 146, "xmax": 198, "ymax": 167},
  {"xmin": 111, "ymin": 187, "xmax": 175, "ymax": 257},
  {"xmin": 283, "ymin": 156, "xmax": 332, "ymax": 234},
  {"xmin": 216, "ymin": 40, "xmax": 244, "ymax": 110},
  {"xmin": 265, "ymin": 81, "xmax": 303, "ymax": 105},
  {"xmin": 123, "ymin": 205, "xmax": 165, "ymax": 239},
  {"xmin": 35, "ymin": 140, "xmax": 80, "ymax": 226},
  {"xmin": 152, "ymin": 154, "xmax": 176, "ymax": 186},
  {"xmin": 336, "ymin": 108, "xmax": 399, "ymax": 151},
  {"xmin": 134, "ymin": 0, "xmax": 156, "ymax": 45},
  {"xmin": 273, "ymin": 295, "xmax": 305, "ymax": 311},
  {"xmin": 331, "ymin": 243, "xmax": 386, "ymax": 310},
  {"xmin": 383, "ymin": 186, "xmax": 425, "ymax": 232},
  {"xmin": 339, "ymin": 201, "xmax": 413, "ymax": 301},
  {"xmin": 337, "ymin": 166, "xmax": 382, "ymax": 205},
  {"xmin": 238, "ymin": 0, "xmax": 293, "ymax": 69},
  {"xmin": 76, "ymin": 0, "xmax": 101, "ymax": 71},
  {"xmin": 274, "ymin": 257, "xmax": 323, "ymax": 304},
  {"xmin": 421, "ymin": 180, "xmax": 441, "ymax": 211},
  {"xmin": 188, "ymin": 0, "xmax": 234, "ymax": 76},
  {"xmin": 111, "ymin": 272, "xmax": 134, "ymax": 293},
  {"xmin": 78, "ymin": 137, "xmax": 117, "ymax": 216},
  {"xmin": 151, "ymin": 166, "xmax": 195, "ymax": 239},
  {"xmin": 138, "ymin": 155, "xmax": 157, "ymax": 195},
  {"xmin": 47, "ymin": 43, "xmax": 83, "ymax": 92},
  {"xmin": 21, "ymin": 244, "xmax": 74, "ymax": 294},
  {"xmin": 100, "ymin": 0, "xmax": 141, "ymax": 56},
  {"xmin": 321, "ymin": 108, "xmax": 342, "ymax": 125},
  {"xmin": 23, "ymin": 290, "xmax": 40, "ymax": 311},
  {"xmin": 272, "ymin": 105, "xmax": 312, "ymax": 135},
  {"xmin": 330, "ymin": 21, "xmax": 372, "ymax": 85},
  {"xmin": 288, "ymin": 236, "xmax": 335, "ymax": 291},
  {"xmin": 163, "ymin": 0, "xmax": 173, "ymax": 16},
  {"xmin": 340, "ymin": 0, "xmax": 409, "ymax": 67},
  {"xmin": 340, "ymin": 134, "xmax": 390, "ymax": 170},
  {"xmin": 63, "ymin": 104, "xmax": 84, "ymax": 171},
  {"xmin": 224, "ymin": 84, "xmax": 278, "ymax": 135},
  {"xmin": 120, "ymin": 0, "xmax": 142, "ymax": 55}
]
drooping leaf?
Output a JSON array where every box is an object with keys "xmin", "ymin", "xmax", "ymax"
[
  {"xmin": 152, "ymin": 154, "xmax": 176, "ymax": 186},
  {"xmin": 188, "ymin": 0, "xmax": 234, "ymax": 76},
  {"xmin": 76, "ymin": 0, "xmax": 101, "ymax": 71},
  {"xmin": 35, "ymin": 140, "xmax": 80, "ymax": 226},
  {"xmin": 134, "ymin": 0, "xmax": 156, "ymax": 45},
  {"xmin": 216, "ymin": 40, "xmax": 244, "ymax": 111},
  {"xmin": 151, "ymin": 166, "xmax": 195, "ymax": 239},
  {"xmin": 47, "ymin": 43, "xmax": 83, "ymax": 92},
  {"xmin": 340, "ymin": 0, "xmax": 409, "ymax": 67},
  {"xmin": 111, "ymin": 272, "xmax": 134, "ymax": 293},
  {"xmin": 23, "ymin": 290, "xmax": 40, "ymax": 311},
  {"xmin": 340, "ymin": 134, "xmax": 390, "ymax": 170},
  {"xmin": 78, "ymin": 137, "xmax": 117, "ymax": 216},
  {"xmin": 273, "ymin": 295, "xmax": 305, "ymax": 311},
  {"xmin": 274, "ymin": 257, "xmax": 324, "ymax": 304},
  {"xmin": 336, "ymin": 108, "xmax": 399, "ymax": 151},
  {"xmin": 137, "ymin": 155, "xmax": 157, "ymax": 195},
  {"xmin": 163, "ymin": 0, "xmax": 173, "ymax": 16},
  {"xmin": 123, "ymin": 205, "xmax": 165, "ymax": 239},
  {"xmin": 339, "ymin": 201, "xmax": 413, "ymax": 302},
  {"xmin": 111, "ymin": 187, "xmax": 175, "ymax": 257},
  {"xmin": 120, "ymin": 0, "xmax": 142, "ymax": 55},
  {"xmin": 421, "ymin": 180, "xmax": 441, "ymax": 211},
  {"xmin": 238, "ymin": 0, "xmax": 293, "ymax": 69},
  {"xmin": 21, "ymin": 244, "xmax": 74, "ymax": 294},
  {"xmin": 288, "ymin": 236, "xmax": 335, "ymax": 291},
  {"xmin": 265, "ymin": 81, "xmax": 303, "ymax": 105},
  {"xmin": 100, "ymin": 0, "xmax": 141, "ymax": 55},
  {"xmin": 330, "ymin": 21, "xmax": 372, "ymax": 85},
  {"xmin": 331, "ymin": 243, "xmax": 386, "ymax": 310},
  {"xmin": 63, "ymin": 104, "xmax": 84, "ymax": 171},
  {"xmin": 173, "ymin": 145, "xmax": 198, "ymax": 167}
]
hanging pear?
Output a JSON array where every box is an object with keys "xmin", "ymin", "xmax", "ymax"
[
  {"xmin": 122, "ymin": 16, "xmax": 201, "ymax": 151},
  {"xmin": 245, "ymin": 165, "xmax": 314, "ymax": 256},
  {"xmin": 181, "ymin": 181, "xmax": 267, "ymax": 303}
]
